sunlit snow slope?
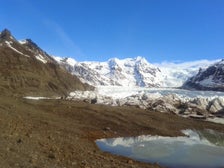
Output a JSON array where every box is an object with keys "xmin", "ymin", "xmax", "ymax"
[{"xmin": 55, "ymin": 56, "xmax": 219, "ymax": 88}]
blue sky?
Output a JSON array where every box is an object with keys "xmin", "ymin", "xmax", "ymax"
[{"xmin": 1, "ymin": 0, "xmax": 224, "ymax": 63}]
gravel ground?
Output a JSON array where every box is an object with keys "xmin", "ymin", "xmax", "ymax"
[{"xmin": 0, "ymin": 96, "xmax": 223, "ymax": 168}]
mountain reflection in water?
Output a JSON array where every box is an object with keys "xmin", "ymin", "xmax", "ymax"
[{"xmin": 96, "ymin": 129, "xmax": 224, "ymax": 168}]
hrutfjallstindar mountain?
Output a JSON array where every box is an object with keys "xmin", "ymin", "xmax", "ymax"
[
  {"xmin": 55, "ymin": 56, "xmax": 221, "ymax": 90},
  {"xmin": 55, "ymin": 56, "xmax": 163, "ymax": 87}
]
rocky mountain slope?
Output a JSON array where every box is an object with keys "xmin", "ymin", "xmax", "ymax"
[
  {"xmin": 0, "ymin": 29, "xmax": 92, "ymax": 96},
  {"xmin": 182, "ymin": 60, "xmax": 224, "ymax": 91}
]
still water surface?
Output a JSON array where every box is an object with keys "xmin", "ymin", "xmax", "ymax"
[{"xmin": 96, "ymin": 129, "xmax": 224, "ymax": 168}]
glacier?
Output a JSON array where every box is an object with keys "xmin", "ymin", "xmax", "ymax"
[{"xmin": 54, "ymin": 55, "xmax": 224, "ymax": 122}]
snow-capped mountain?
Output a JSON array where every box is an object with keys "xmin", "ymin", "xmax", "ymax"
[
  {"xmin": 55, "ymin": 56, "xmax": 163, "ymax": 87},
  {"xmin": 182, "ymin": 59, "xmax": 224, "ymax": 91},
  {"xmin": 55, "ymin": 56, "xmax": 219, "ymax": 88},
  {"xmin": 54, "ymin": 57, "xmax": 113, "ymax": 86}
]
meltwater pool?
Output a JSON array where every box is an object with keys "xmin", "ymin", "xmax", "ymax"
[{"xmin": 96, "ymin": 129, "xmax": 224, "ymax": 168}]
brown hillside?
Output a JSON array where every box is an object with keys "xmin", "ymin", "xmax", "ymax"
[{"xmin": 0, "ymin": 29, "xmax": 93, "ymax": 97}]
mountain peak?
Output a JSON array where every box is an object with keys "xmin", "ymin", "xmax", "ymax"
[
  {"xmin": 108, "ymin": 57, "xmax": 120, "ymax": 63},
  {"xmin": 134, "ymin": 56, "xmax": 148, "ymax": 64},
  {"xmin": 135, "ymin": 56, "xmax": 145, "ymax": 60},
  {"xmin": 0, "ymin": 29, "xmax": 11, "ymax": 37},
  {"xmin": 0, "ymin": 28, "xmax": 15, "ymax": 42}
]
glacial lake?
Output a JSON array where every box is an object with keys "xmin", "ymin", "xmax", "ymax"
[{"xmin": 96, "ymin": 129, "xmax": 224, "ymax": 168}]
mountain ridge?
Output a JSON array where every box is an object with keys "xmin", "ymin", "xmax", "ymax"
[
  {"xmin": 0, "ymin": 29, "xmax": 92, "ymax": 96},
  {"xmin": 56, "ymin": 56, "xmax": 163, "ymax": 87},
  {"xmin": 55, "ymin": 56, "xmax": 219, "ymax": 88},
  {"xmin": 1, "ymin": 28, "xmax": 222, "ymax": 92}
]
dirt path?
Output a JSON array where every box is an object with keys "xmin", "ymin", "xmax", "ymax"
[{"xmin": 0, "ymin": 96, "xmax": 223, "ymax": 168}]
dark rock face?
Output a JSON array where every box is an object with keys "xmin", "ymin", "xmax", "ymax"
[
  {"xmin": 20, "ymin": 39, "xmax": 56, "ymax": 63},
  {"xmin": 0, "ymin": 29, "xmax": 13, "ymax": 41},
  {"xmin": 182, "ymin": 60, "xmax": 224, "ymax": 91},
  {"xmin": 0, "ymin": 29, "xmax": 93, "ymax": 96}
]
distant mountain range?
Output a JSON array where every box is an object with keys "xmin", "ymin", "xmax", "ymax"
[
  {"xmin": 1, "ymin": 28, "xmax": 223, "ymax": 93},
  {"xmin": 55, "ymin": 56, "xmax": 163, "ymax": 87},
  {"xmin": 54, "ymin": 56, "xmax": 219, "ymax": 88}
]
